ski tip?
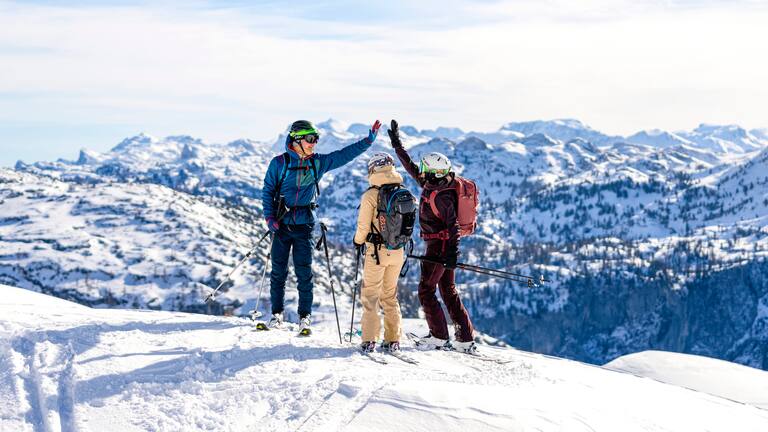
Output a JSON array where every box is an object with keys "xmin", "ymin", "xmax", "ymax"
[
  {"xmin": 254, "ymin": 322, "xmax": 269, "ymax": 331},
  {"xmin": 298, "ymin": 329, "xmax": 312, "ymax": 337}
]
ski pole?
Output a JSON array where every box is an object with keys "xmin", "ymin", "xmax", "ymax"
[
  {"xmin": 348, "ymin": 244, "xmax": 363, "ymax": 343},
  {"xmin": 456, "ymin": 264, "xmax": 542, "ymax": 286},
  {"xmin": 453, "ymin": 263, "xmax": 542, "ymax": 286},
  {"xmin": 315, "ymin": 222, "xmax": 343, "ymax": 344},
  {"xmin": 457, "ymin": 265, "xmax": 537, "ymax": 285},
  {"xmin": 407, "ymin": 254, "xmax": 548, "ymax": 287},
  {"xmin": 205, "ymin": 230, "xmax": 272, "ymax": 303},
  {"xmin": 451, "ymin": 261, "xmax": 550, "ymax": 283},
  {"xmin": 250, "ymin": 233, "xmax": 276, "ymax": 319}
]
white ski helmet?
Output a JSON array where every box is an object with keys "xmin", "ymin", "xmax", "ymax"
[
  {"xmin": 419, "ymin": 152, "xmax": 451, "ymax": 178},
  {"xmin": 367, "ymin": 152, "xmax": 395, "ymax": 175}
]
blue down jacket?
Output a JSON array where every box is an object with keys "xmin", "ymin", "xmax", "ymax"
[{"xmin": 261, "ymin": 135, "xmax": 373, "ymax": 225}]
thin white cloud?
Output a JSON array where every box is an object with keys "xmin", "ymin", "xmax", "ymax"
[{"xmin": 0, "ymin": 0, "xmax": 766, "ymax": 154}]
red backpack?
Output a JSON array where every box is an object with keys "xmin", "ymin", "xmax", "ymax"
[{"xmin": 423, "ymin": 176, "xmax": 479, "ymax": 238}]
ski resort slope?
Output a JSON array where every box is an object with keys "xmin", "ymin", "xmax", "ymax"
[{"xmin": 2, "ymin": 285, "xmax": 767, "ymax": 432}]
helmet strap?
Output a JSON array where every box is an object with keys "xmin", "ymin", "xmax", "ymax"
[{"xmin": 293, "ymin": 140, "xmax": 312, "ymax": 158}]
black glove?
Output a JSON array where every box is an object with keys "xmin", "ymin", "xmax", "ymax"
[
  {"xmin": 443, "ymin": 253, "xmax": 458, "ymax": 270},
  {"xmin": 353, "ymin": 240, "xmax": 365, "ymax": 255},
  {"xmin": 387, "ymin": 119, "xmax": 403, "ymax": 149}
]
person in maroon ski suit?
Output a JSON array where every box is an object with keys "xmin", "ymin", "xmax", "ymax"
[{"xmin": 388, "ymin": 119, "xmax": 476, "ymax": 351}]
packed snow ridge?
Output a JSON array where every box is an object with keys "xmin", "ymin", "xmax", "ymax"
[{"xmin": 2, "ymin": 285, "xmax": 768, "ymax": 432}]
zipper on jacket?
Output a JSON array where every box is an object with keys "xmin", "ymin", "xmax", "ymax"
[{"xmin": 294, "ymin": 158, "xmax": 303, "ymax": 224}]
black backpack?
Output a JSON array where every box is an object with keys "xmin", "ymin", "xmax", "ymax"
[{"xmin": 368, "ymin": 184, "xmax": 417, "ymax": 251}]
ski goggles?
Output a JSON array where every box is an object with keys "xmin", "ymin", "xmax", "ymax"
[
  {"xmin": 419, "ymin": 160, "xmax": 449, "ymax": 177},
  {"xmin": 295, "ymin": 134, "xmax": 318, "ymax": 144},
  {"xmin": 289, "ymin": 129, "xmax": 320, "ymax": 144}
]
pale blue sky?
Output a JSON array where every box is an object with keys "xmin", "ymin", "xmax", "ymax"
[{"xmin": 1, "ymin": 0, "xmax": 767, "ymax": 167}]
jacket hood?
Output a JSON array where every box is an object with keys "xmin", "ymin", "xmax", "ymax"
[{"xmin": 369, "ymin": 165, "xmax": 404, "ymax": 187}]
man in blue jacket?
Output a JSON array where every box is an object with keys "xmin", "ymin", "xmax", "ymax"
[{"xmin": 261, "ymin": 119, "xmax": 381, "ymax": 334}]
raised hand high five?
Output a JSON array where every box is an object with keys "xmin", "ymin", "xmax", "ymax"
[
  {"xmin": 388, "ymin": 119, "xmax": 402, "ymax": 149},
  {"xmin": 368, "ymin": 120, "xmax": 382, "ymax": 143}
]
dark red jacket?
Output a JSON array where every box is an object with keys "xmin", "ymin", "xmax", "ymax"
[{"xmin": 394, "ymin": 145, "xmax": 460, "ymax": 256}]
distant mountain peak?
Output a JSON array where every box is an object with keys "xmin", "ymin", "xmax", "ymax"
[
  {"xmin": 398, "ymin": 125, "xmax": 420, "ymax": 136},
  {"xmin": 627, "ymin": 129, "xmax": 692, "ymax": 148},
  {"xmin": 694, "ymin": 123, "xmax": 749, "ymax": 138},
  {"xmin": 76, "ymin": 149, "xmax": 101, "ymax": 165},
  {"xmin": 551, "ymin": 118, "xmax": 591, "ymax": 129},
  {"xmin": 346, "ymin": 123, "xmax": 370, "ymax": 136},
  {"xmin": 520, "ymin": 133, "xmax": 559, "ymax": 147},
  {"xmin": 180, "ymin": 144, "xmax": 198, "ymax": 160},
  {"xmin": 423, "ymin": 126, "xmax": 465, "ymax": 140},
  {"xmin": 227, "ymin": 138, "xmax": 260, "ymax": 152},
  {"xmin": 502, "ymin": 118, "xmax": 591, "ymax": 131},
  {"xmin": 457, "ymin": 136, "xmax": 490, "ymax": 151},
  {"xmin": 111, "ymin": 133, "xmax": 157, "ymax": 152},
  {"xmin": 499, "ymin": 119, "xmax": 617, "ymax": 146},
  {"xmin": 166, "ymin": 135, "xmax": 203, "ymax": 145},
  {"xmin": 316, "ymin": 118, "xmax": 347, "ymax": 133},
  {"xmin": 751, "ymin": 128, "xmax": 768, "ymax": 142},
  {"xmin": 566, "ymin": 137, "xmax": 599, "ymax": 153}
]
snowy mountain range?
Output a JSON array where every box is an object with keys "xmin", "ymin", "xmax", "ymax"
[
  {"xmin": 2, "ymin": 285, "xmax": 767, "ymax": 431},
  {"xmin": 3, "ymin": 118, "xmax": 768, "ymax": 372}
]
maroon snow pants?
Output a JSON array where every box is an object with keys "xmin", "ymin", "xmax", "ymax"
[{"xmin": 418, "ymin": 240, "xmax": 474, "ymax": 342}]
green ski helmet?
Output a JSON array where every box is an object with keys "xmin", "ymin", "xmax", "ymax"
[{"xmin": 289, "ymin": 120, "xmax": 320, "ymax": 144}]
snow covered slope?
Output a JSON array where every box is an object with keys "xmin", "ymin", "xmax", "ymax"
[
  {"xmin": 2, "ymin": 285, "xmax": 768, "ymax": 432},
  {"xmin": 0, "ymin": 168, "xmax": 357, "ymax": 319},
  {"xmin": 606, "ymin": 350, "xmax": 768, "ymax": 410}
]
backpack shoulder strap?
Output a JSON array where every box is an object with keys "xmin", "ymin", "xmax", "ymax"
[
  {"xmin": 309, "ymin": 156, "xmax": 321, "ymax": 196},
  {"xmin": 426, "ymin": 180, "xmax": 459, "ymax": 220},
  {"xmin": 274, "ymin": 152, "xmax": 290, "ymax": 195},
  {"xmin": 427, "ymin": 189, "xmax": 442, "ymax": 220}
]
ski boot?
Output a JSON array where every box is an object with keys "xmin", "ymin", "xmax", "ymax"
[
  {"xmin": 298, "ymin": 315, "xmax": 311, "ymax": 337},
  {"xmin": 416, "ymin": 332, "xmax": 450, "ymax": 350},
  {"xmin": 381, "ymin": 341, "xmax": 400, "ymax": 352},
  {"xmin": 267, "ymin": 312, "xmax": 284, "ymax": 329},
  {"xmin": 360, "ymin": 341, "xmax": 376, "ymax": 353},
  {"xmin": 451, "ymin": 340, "xmax": 478, "ymax": 354}
]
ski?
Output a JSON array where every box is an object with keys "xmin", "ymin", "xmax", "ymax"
[
  {"xmin": 252, "ymin": 321, "xmax": 296, "ymax": 332},
  {"xmin": 360, "ymin": 351, "xmax": 389, "ymax": 364},
  {"xmin": 385, "ymin": 350, "xmax": 419, "ymax": 365},
  {"xmin": 406, "ymin": 332, "xmax": 513, "ymax": 364},
  {"xmin": 297, "ymin": 328, "xmax": 312, "ymax": 337},
  {"xmin": 458, "ymin": 351, "xmax": 514, "ymax": 364},
  {"xmin": 406, "ymin": 332, "xmax": 449, "ymax": 350}
]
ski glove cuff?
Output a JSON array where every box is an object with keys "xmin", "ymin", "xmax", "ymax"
[
  {"xmin": 353, "ymin": 240, "xmax": 365, "ymax": 255},
  {"xmin": 266, "ymin": 217, "xmax": 280, "ymax": 233},
  {"xmin": 368, "ymin": 120, "xmax": 382, "ymax": 144}
]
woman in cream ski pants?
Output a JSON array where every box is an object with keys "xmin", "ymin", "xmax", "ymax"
[{"xmin": 353, "ymin": 153, "xmax": 405, "ymax": 353}]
